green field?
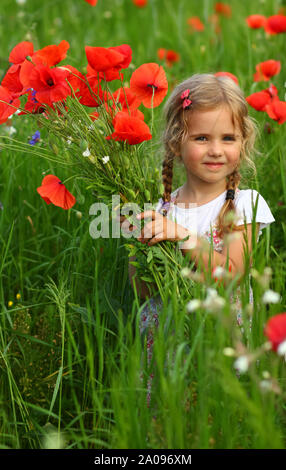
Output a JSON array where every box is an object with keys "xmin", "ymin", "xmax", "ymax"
[{"xmin": 0, "ymin": 0, "xmax": 286, "ymax": 449}]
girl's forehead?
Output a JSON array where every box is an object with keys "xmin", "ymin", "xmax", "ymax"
[{"xmin": 186, "ymin": 105, "xmax": 239, "ymax": 132}]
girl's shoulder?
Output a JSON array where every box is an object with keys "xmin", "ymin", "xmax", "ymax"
[{"xmin": 234, "ymin": 188, "xmax": 275, "ymax": 233}]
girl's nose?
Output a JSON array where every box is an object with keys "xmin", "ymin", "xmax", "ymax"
[{"xmin": 208, "ymin": 141, "xmax": 223, "ymax": 156}]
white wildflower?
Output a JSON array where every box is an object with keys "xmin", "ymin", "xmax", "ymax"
[
  {"xmin": 262, "ymin": 289, "xmax": 281, "ymax": 304},
  {"xmin": 202, "ymin": 288, "xmax": 225, "ymax": 311},
  {"xmin": 16, "ymin": 0, "xmax": 26, "ymax": 4},
  {"xmin": 259, "ymin": 380, "xmax": 272, "ymax": 391},
  {"xmin": 181, "ymin": 267, "xmax": 191, "ymax": 277},
  {"xmin": 186, "ymin": 299, "xmax": 201, "ymax": 312},
  {"xmin": 212, "ymin": 266, "xmax": 225, "ymax": 279},
  {"xmin": 223, "ymin": 347, "xmax": 235, "ymax": 357},
  {"xmin": 277, "ymin": 340, "xmax": 286, "ymax": 357},
  {"xmin": 82, "ymin": 148, "xmax": 91, "ymax": 157},
  {"xmin": 234, "ymin": 355, "xmax": 249, "ymax": 374},
  {"xmin": 7, "ymin": 126, "xmax": 17, "ymax": 136},
  {"xmin": 102, "ymin": 156, "xmax": 110, "ymax": 164},
  {"xmin": 206, "ymin": 288, "xmax": 217, "ymax": 299},
  {"xmin": 67, "ymin": 137, "xmax": 72, "ymax": 145},
  {"xmin": 262, "ymin": 370, "xmax": 270, "ymax": 379}
]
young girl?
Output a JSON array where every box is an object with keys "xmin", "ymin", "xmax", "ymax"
[{"xmin": 128, "ymin": 73, "xmax": 275, "ymax": 406}]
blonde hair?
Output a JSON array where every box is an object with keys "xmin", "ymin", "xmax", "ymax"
[{"xmin": 161, "ymin": 73, "xmax": 258, "ymax": 238}]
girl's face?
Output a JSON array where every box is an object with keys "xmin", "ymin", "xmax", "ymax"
[{"xmin": 180, "ymin": 105, "xmax": 242, "ymax": 188}]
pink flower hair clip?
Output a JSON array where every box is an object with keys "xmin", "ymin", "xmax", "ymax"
[{"xmin": 180, "ymin": 89, "xmax": 192, "ymax": 110}]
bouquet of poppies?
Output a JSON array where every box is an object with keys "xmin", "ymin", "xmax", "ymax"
[{"xmin": 0, "ymin": 40, "xmax": 194, "ymax": 299}]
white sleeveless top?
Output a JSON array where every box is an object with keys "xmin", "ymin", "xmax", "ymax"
[{"xmin": 155, "ymin": 187, "xmax": 275, "ymax": 251}]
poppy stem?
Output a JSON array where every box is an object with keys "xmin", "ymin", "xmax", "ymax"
[{"xmin": 61, "ymin": 174, "xmax": 77, "ymax": 185}]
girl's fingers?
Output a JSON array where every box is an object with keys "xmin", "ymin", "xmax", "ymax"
[
  {"xmin": 136, "ymin": 210, "xmax": 157, "ymax": 220},
  {"xmin": 148, "ymin": 233, "xmax": 165, "ymax": 246}
]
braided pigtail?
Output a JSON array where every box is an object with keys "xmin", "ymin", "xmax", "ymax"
[
  {"xmin": 161, "ymin": 156, "xmax": 174, "ymax": 214},
  {"xmin": 216, "ymin": 169, "xmax": 244, "ymax": 238}
]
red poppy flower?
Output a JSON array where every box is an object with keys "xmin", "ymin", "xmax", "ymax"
[
  {"xmin": 34, "ymin": 40, "xmax": 70, "ymax": 67},
  {"xmin": 264, "ymin": 313, "xmax": 286, "ymax": 351},
  {"xmin": 18, "ymin": 89, "xmax": 47, "ymax": 115},
  {"xmin": 9, "ymin": 41, "xmax": 34, "ymax": 65},
  {"xmin": 208, "ymin": 13, "xmax": 221, "ymax": 34},
  {"xmin": 157, "ymin": 49, "xmax": 180, "ymax": 67},
  {"xmin": 246, "ymin": 84, "xmax": 278, "ymax": 111},
  {"xmin": 37, "ymin": 175, "xmax": 76, "ymax": 210},
  {"xmin": 253, "ymin": 60, "xmax": 281, "ymax": 82},
  {"xmin": 132, "ymin": 0, "xmax": 148, "ymax": 6},
  {"xmin": 264, "ymin": 15, "xmax": 286, "ymax": 34},
  {"xmin": 0, "ymin": 86, "xmax": 21, "ymax": 124},
  {"xmin": 265, "ymin": 100, "xmax": 286, "ymax": 124},
  {"xmin": 106, "ymin": 111, "xmax": 152, "ymax": 145},
  {"xmin": 157, "ymin": 48, "xmax": 166, "ymax": 60},
  {"xmin": 90, "ymin": 111, "xmax": 99, "ymax": 121},
  {"xmin": 187, "ymin": 17, "xmax": 205, "ymax": 32},
  {"xmin": 214, "ymin": 2, "xmax": 231, "ymax": 17},
  {"xmin": 111, "ymin": 87, "xmax": 141, "ymax": 111},
  {"xmin": 130, "ymin": 63, "xmax": 168, "ymax": 108},
  {"xmin": 214, "ymin": 71, "xmax": 239, "ymax": 85},
  {"xmin": 62, "ymin": 64, "xmax": 104, "ymax": 107},
  {"xmin": 23, "ymin": 64, "xmax": 71, "ymax": 106},
  {"xmin": 85, "ymin": 44, "xmax": 132, "ymax": 81},
  {"xmin": 246, "ymin": 15, "xmax": 267, "ymax": 29},
  {"xmin": 85, "ymin": 0, "xmax": 98, "ymax": 5},
  {"xmin": 1, "ymin": 66, "xmax": 25, "ymax": 97},
  {"xmin": 165, "ymin": 50, "xmax": 180, "ymax": 67}
]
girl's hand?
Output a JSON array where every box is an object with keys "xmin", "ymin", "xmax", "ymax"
[{"xmin": 136, "ymin": 210, "xmax": 196, "ymax": 248}]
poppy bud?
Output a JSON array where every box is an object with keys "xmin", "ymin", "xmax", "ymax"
[
  {"xmin": 144, "ymin": 189, "xmax": 151, "ymax": 201},
  {"xmin": 122, "ymin": 154, "xmax": 130, "ymax": 169},
  {"xmin": 128, "ymin": 189, "xmax": 136, "ymax": 200},
  {"xmin": 51, "ymin": 143, "xmax": 59, "ymax": 155},
  {"xmin": 80, "ymin": 139, "xmax": 88, "ymax": 150}
]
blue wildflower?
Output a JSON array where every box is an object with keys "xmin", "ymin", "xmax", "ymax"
[{"xmin": 29, "ymin": 130, "xmax": 40, "ymax": 145}]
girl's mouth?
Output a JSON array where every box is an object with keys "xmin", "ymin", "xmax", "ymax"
[{"xmin": 204, "ymin": 163, "xmax": 224, "ymax": 169}]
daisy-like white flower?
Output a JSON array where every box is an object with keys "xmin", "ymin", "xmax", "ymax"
[
  {"xmin": 186, "ymin": 299, "xmax": 201, "ymax": 312},
  {"xmin": 67, "ymin": 137, "xmax": 72, "ymax": 145},
  {"xmin": 82, "ymin": 148, "xmax": 91, "ymax": 157},
  {"xmin": 234, "ymin": 355, "xmax": 249, "ymax": 374},
  {"xmin": 16, "ymin": 0, "xmax": 26, "ymax": 5},
  {"xmin": 102, "ymin": 156, "xmax": 110, "ymax": 164},
  {"xmin": 262, "ymin": 289, "xmax": 281, "ymax": 304}
]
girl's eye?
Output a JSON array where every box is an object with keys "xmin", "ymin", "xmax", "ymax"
[
  {"xmin": 223, "ymin": 135, "xmax": 235, "ymax": 141},
  {"xmin": 195, "ymin": 136, "xmax": 207, "ymax": 141}
]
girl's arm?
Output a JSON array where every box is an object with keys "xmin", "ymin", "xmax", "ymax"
[{"xmin": 181, "ymin": 223, "xmax": 260, "ymax": 281}]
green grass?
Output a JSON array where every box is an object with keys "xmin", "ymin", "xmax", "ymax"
[{"xmin": 0, "ymin": 0, "xmax": 286, "ymax": 449}]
